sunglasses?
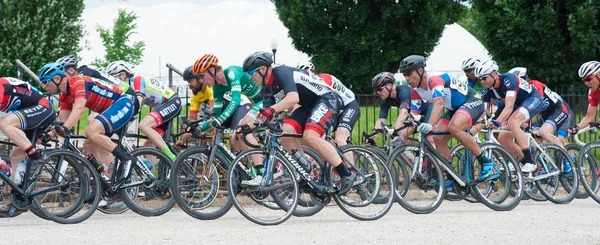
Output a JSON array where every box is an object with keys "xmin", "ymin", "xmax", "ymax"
[
  {"xmin": 402, "ymin": 70, "xmax": 413, "ymax": 77},
  {"xmin": 247, "ymin": 67, "xmax": 261, "ymax": 76},
  {"xmin": 477, "ymin": 74, "xmax": 491, "ymax": 82},
  {"xmin": 375, "ymin": 87, "xmax": 384, "ymax": 92},
  {"xmin": 583, "ymin": 74, "xmax": 596, "ymax": 83},
  {"xmin": 463, "ymin": 68, "xmax": 474, "ymax": 73}
]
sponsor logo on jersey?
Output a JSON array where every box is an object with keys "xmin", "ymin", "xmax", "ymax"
[
  {"xmin": 343, "ymin": 108, "xmax": 355, "ymax": 120},
  {"xmin": 227, "ymin": 71, "xmax": 236, "ymax": 80},
  {"xmin": 503, "ymin": 79, "xmax": 511, "ymax": 88},
  {"xmin": 159, "ymin": 103, "xmax": 178, "ymax": 117},
  {"xmin": 310, "ymin": 104, "xmax": 329, "ymax": 122},
  {"xmin": 110, "ymin": 106, "xmax": 131, "ymax": 124},
  {"xmin": 463, "ymin": 99, "xmax": 483, "ymax": 109},
  {"xmin": 542, "ymin": 100, "xmax": 550, "ymax": 111}
]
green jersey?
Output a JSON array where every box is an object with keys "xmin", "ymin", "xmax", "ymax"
[{"xmin": 212, "ymin": 65, "xmax": 261, "ymax": 122}]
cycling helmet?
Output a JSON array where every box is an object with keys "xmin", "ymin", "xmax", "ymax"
[
  {"xmin": 182, "ymin": 66, "xmax": 196, "ymax": 81},
  {"xmin": 39, "ymin": 63, "xmax": 66, "ymax": 84},
  {"xmin": 578, "ymin": 61, "xmax": 600, "ymax": 79},
  {"xmin": 508, "ymin": 67, "xmax": 528, "ymax": 81},
  {"xmin": 474, "ymin": 59, "xmax": 499, "ymax": 78},
  {"xmin": 242, "ymin": 51, "xmax": 274, "ymax": 72},
  {"xmin": 371, "ymin": 72, "xmax": 395, "ymax": 91},
  {"xmin": 192, "ymin": 54, "xmax": 219, "ymax": 75},
  {"xmin": 297, "ymin": 62, "xmax": 315, "ymax": 72},
  {"xmin": 106, "ymin": 60, "xmax": 133, "ymax": 75},
  {"xmin": 399, "ymin": 55, "xmax": 426, "ymax": 73},
  {"xmin": 461, "ymin": 57, "xmax": 481, "ymax": 71},
  {"xmin": 56, "ymin": 55, "xmax": 78, "ymax": 68}
]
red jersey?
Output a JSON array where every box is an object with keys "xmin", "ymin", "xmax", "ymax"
[{"xmin": 59, "ymin": 75, "xmax": 125, "ymax": 113}]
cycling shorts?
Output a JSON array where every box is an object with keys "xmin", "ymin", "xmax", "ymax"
[
  {"xmin": 336, "ymin": 100, "xmax": 360, "ymax": 132},
  {"xmin": 439, "ymin": 98, "xmax": 484, "ymax": 127},
  {"xmin": 148, "ymin": 95, "xmax": 182, "ymax": 136},
  {"xmin": 12, "ymin": 98, "xmax": 56, "ymax": 141},
  {"xmin": 95, "ymin": 95, "xmax": 135, "ymax": 135},
  {"xmin": 284, "ymin": 93, "xmax": 343, "ymax": 136}
]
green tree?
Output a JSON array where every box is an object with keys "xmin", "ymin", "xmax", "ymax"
[
  {"xmin": 272, "ymin": 0, "xmax": 466, "ymax": 93},
  {"xmin": 92, "ymin": 9, "xmax": 145, "ymax": 69},
  {"xmin": 470, "ymin": 0, "xmax": 600, "ymax": 88},
  {"xmin": 0, "ymin": 0, "xmax": 84, "ymax": 84}
]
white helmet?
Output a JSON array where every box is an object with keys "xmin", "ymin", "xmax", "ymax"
[
  {"xmin": 461, "ymin": 57, "xmax": 481, "ymax": 71},
  {"xmin": 508, "ymin": 67, "xmax": 528, "ymax": 80},
  {"xmin": 296, "ymin": 62, "xmax": 315, "ymax": 72},
  {"xmin": 578, "ymin": 61, "xmax": 600, "ymax": 79},
  {"xmin": 474, "ymin": 59, "xmax": 499, "ymax": 78},
  {"xmin": 56, "ymin": 55, "xmax": 78, "ymax": 68},
  {"xmin": 106, "ymin": 60, "xmax": 134, "ymax": 75}
]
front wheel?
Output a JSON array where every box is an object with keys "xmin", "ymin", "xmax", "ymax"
[
  {"xmin": 577, "ymin": 142, "xmax": 600, "ymax": 204},
  {"xmin": 119, "ymin": 148, "xmax": 175, "ymax": 216}
]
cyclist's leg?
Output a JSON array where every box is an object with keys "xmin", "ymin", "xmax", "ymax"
[
  {"xmin": 87, "ymin": 96, "xmax": 134, "ymax": 181},
  {"xmin": 139, "ymin": 95, "xmax": 182, "ymax": 161},
  {"xmin": 508, "ymin": 95, "xmax": 543, "ymax": 172},
  {"xmin": 539, "ymin": 104, "xmax": 568, "ymax": 146},
  {"xmin": 557, "ymin": 103, "xmax": 574, "ymax": 144},
  {"xmin": 279, "ymin": 106, "xmax": 309, "ymax": 154},
  {"xmin": 433, "ymin": 111, "xmax": 454, "ymax": 161},
  {"xmin": 449, "ymin": 99, "xmax": 485, "ymax": 156},
  {"xmin": 335, "ymin": 100, "xmax": 360, "ymax": 165}
]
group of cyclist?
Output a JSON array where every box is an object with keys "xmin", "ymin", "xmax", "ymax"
[{"xmin": 1, "ymin": 50, "xmax": 599, "ymax": 216}]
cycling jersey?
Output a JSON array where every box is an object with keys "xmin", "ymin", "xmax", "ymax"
[
  {"xmin": 0, "ymin": 77, "xmax": 44, "ymax": 112},
  {"xmin": 0, "ymin": 77, "xmax": 56, "ymax": 140},
  {"xmin": 212, "ymin": 66, "xmax": 258, "ymax": 123},
  {"xmin": 379, "ymin": 84, "xmax": 428, "ymax": 119},
  {"xmin": 262, "ymin": 66, "xmax": 335, "ymax": 108},
  {"xmin": 528, "ymin": 80, "xmax": 563, "ymax": 117},
  {"xmin": 316, "ymin": 73, "xmax": 355, "ymax": 106},
  {"xmin": 587, "ymin": 89, "xmax": 600, "ymax": 107},
  {"xmin": 467, "ymin": 77, "xmax": 485, "ymax": 94},
  {"xmin": 129, "ymin": 76, "xmax": 176, "ymax": 107},
  {"xmin": 482, "ymin": 73, "xmax": 537, "ymax": 106},
  {"xmin": 189, "ymin": 86, "xmax": 214, "ymax": 114},
  {"xmin": 413, "ymin": 73, "xmax": 475, "ymax": 110},
  {"xmin": 76, "ymin": 66, "xmax": 140, "ymax": 114}
]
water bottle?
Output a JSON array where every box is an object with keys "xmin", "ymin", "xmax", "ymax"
[
  {"xmin": 291, "ymin": 149, "xmax": 312, "ymax": 172},
  {"xmin": 0, "ymin": 159, "xmax": 10, "ymax": 178},
  {"xmin": 14, "ymin": 162, "xmax": 26, "ymax": 185},
  {"xmin": 141, "ymin": 157, "xmax": 153, "ymax": 171}
]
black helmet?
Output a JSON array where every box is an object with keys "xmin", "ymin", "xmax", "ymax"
[
  {"xmin": 182, "ymin": 66, "xmax": 195, "ymax": 81},
  {"xmin": 399, "ymin": 55, "xmax": 426, "ymax": 73},
  {"xmin": 371, "ymin": 72, "xmax": 395, "ymax": 91},
  {"xmin": 242, "ymin": 51, "xmax": 273, "ymax": 72}
]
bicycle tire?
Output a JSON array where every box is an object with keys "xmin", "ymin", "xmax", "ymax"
[
  {"xmin": 120, "ymin": 148, "xmax": 175, "ymax": 216},
  {"xmin": 534, "ymin": 144, "xmax": 578, "ymax": 204},
  {"xmin": 388, "ymin": 144, "xmax": 445, "ymax": 214},
  {"xmin": 170, "ymin": 146, "xmax": 233, "ymax": 220},
  {"xmin": 577, "ymin": 142, "xmax": 600, "ymax": 204},
  {"xmin": 565, "ymin": 143, "xmax": 593, "ymax": 199}
]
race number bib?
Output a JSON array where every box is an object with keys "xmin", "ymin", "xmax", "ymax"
[
  {"xmin": 148, "ymin": 78, "xmax": 175, "ymax": 97},
  {"xmin": 517, "ymin": 77, "xmax": 532, "ymax": 93},
  {"xmin": 449, "ymin": 75, "xmax": 468, "ymax": 96},
  {"xmin": 544, "ymin": 86, "xmax": 559, "ymax": 103}
]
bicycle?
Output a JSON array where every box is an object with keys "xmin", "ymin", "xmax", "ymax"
[
  {"xmin": 565, "ymin": 123, "xmax": 600, "ymax": 199},
  {"xmin": 576, "ymin": 123, "xmax": 600, "ymax": 204},
  {"xmin": 0, "ymin": 123, "xmax": 100, "ymax": 224},
  {"xmin": 227, "ymin": 116, "xmax": 393, "ymax": 225},
  {"xmin": 387, "ymin": 120, "xmax": 523, "ymax": 213}
]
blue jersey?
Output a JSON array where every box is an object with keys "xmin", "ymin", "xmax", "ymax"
[
  {"xmin": 482, "ymin": 73, "xmax": 537, "ymax": 106},
  {"xmin": 413, "ymin": 73, "xmax": 475, "ymax": 111},
  {"xmin": 379, "ymin": 84, "xmax": 429, "ymax": 118}
]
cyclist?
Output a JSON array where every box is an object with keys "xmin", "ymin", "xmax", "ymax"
[
  {"xmin": 106, "ymin": 60, "xmax": 181, "ymax": 161},
  {"xmin": 56, "ymin": 55, "xmax": 114, "ymax": 83},
  {"xmin": 461, "ymin": 56, "xmax": 485, "ymax": 94},
  {"xmin": 175, "ymin": 66, "xmax": 215, "ymax": 146},
  {"xmin": 474, "ymin": 59, "xmax": 543, "ymax": 173},
  {"xmin": 242, "ymin": 51, "xmax": 356, "ymax": 195},
  {"xmin": 187, "ymin": 54, "xmax": 263, "ymax": 175},
  {"xmin": 572, "ymin": 61, "xmax": 600, "ymax": 134},
  {"xmin": 295, "ymin": 63, "xmax": 359, "ymax": 149},
  {"xmin": 38, "ymin": 63, "xmax": 135, "ymax": 183},
  {"xmin": 399, "ymin": 55, "xmax": 493, "ymax": 181},
  {"xmin": 0, "ymin": 77, "xmax": 56, "ymax": 215},
  {"xmin": 509, "ymin": 67, "xmax": 573, "ymax": 174},
  {"xmin": 370, "ymin": 71, "xmax": 433, "ymax": 145}
]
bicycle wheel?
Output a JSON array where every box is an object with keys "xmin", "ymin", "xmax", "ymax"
[
  {"xmin": 170, "ymin": 146, "xmax": 232, "ymax": 220},
  {"xmin": 533, "ymin": 144, "xmax": 578, "ymax": 204},
  {"xmin": 577, "ymin": 142, "xmax": 600, "ymax": 204},
  {"xmin": 271, "ymin": 147, "xmax": 329, "ymax": 217},
  {"xmin": 565, "ymin": 143, "xmax": 593, "ymax": 199},
  {"xmin": 32, "ymin": 150, "xmax": 100, "ymax": 224},
  {"xmin": 330, "ymin": 145, "xmax": 394, "ymax": 220},
  {"xmin": 388, "ymin": 144, "xmax": 445, "ymax": 214},
  {"xmin": 228, "ymin": 149, "xmax": 298, "ymax": 225},
  {"xmin": 119, "ymin": 148, "xmax": 175, "ymax": 216},
  {"xmin": 470, "ymin": 143, "xmax": 523, "ymax": 211},
  {"xmin": 449, "ymin": 144, "xmax": 491, "ymax": 203}
]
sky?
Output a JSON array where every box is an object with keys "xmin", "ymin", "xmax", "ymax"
[{"xmin": 78, "ymin": 0, "xmax": 489, "ymax": 85}]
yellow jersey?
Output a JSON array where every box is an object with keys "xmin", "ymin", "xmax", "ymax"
[{"xmin": 190, "ymin": 86, "xmax": 214, "ymax": 113}]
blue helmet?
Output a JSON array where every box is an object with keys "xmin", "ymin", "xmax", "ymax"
[{"xmin": 39, "ymin": 63, "xmax": 66, "ymax": 84}]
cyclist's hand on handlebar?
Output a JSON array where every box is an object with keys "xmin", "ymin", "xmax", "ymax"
[
  {"xmin": 569, "ymin": 126, "xmax": 579, "ymax": 134},
  {"xmin": 364, "ymin": 138, "xmax": 376, "ymax": 146},
  {"xmin": 54, "ymin": 124, "xmax": 68, "ymax": 136}
]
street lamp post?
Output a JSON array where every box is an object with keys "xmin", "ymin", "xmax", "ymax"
[{"xmin": 271, "ymin": 38, "xmax": 279, "ymax": 64}]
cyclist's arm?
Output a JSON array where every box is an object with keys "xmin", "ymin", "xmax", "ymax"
[
  {"xmin": 577, "ymin": 105, "xmax": 597, "ymax": 129},
  {"xmin": 64, "ymin": 98, "xmax": 87, "ymax": 130},
  {"xmin": 216, "ymin": 81, "xmax": 241, "ymax": 122},
  {"xmin": 426, "ymin": 76, "xmax": 445, "ymax": 125},
  {"xmin": 496, "ymin": 95, "xmax": 515, "ymax": 124},
  {"xmin": 271, "ymin": 92, "xmax": 298, "ymax": 112},
  {"xmin": 394, "ymin": 109, "xmax": 409, "ymax": 129}
]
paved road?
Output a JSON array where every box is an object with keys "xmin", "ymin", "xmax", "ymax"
[{"xmin": 2, "ymin": 199, "xmax": 600, "ymax": 245}]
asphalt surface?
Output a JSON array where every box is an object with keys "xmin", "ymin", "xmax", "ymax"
[{"xmin": 2, "ymin": 199, "xmax": 600, "ymax": 245}]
